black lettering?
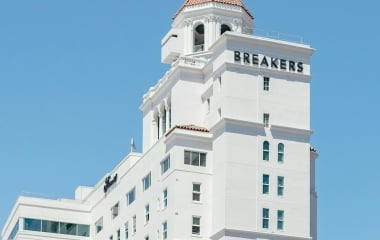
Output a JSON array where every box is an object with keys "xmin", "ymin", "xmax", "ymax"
[
  {"xmin": 280, "ymin": 59, "xmax": 287, "ymax": 70},
  {"xmin": 244, "ymin": 52, "xmax": 250, "ymax": 63},
  {"xmin": 289, "ymin": 61, "xmax": 296, "ymax": 72},
  {"xmin": 297, "ymin": 62, "xmax": 304, "ymax": 73},
  {"xmin": 271, "ymin": 58, "xmax": 278, "ymax": 69},
  {"xmin": 260, "ymin": 56, "xmax": 269, "ymax": 67},
  {"xmin": 234, "ymin": 51, "xmax": 241, "ymax": 62},
  {"xmin": 252, "ymin": 54, "xmax": 259, "ymax": 65}
]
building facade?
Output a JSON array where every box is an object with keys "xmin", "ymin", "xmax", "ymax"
[{"xmin": 2, "ymin": 1, "xmax": 317, "ymax": 240}]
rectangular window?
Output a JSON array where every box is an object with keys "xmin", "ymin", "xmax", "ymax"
[
  {"xmin": 145, "ymin": 204, "xmax": 150, "ymax": 224},
  {"xmin": 161, "ymin": 156, "xmax": 170, "ymax": 175},
  {"xmin": 144, "ymin": 236, "xmax": 149, "ymax": 240},
  {"xmin": 117, "ymin": 229, "xmax": 121, "ymax": 240},
  {"xmin": 132, "ymin": 215, "xmax": 136, "ymax": 234},
  {"xmin": 110, "ymin": 235, "xmax": 113, "ymax": 240},
  {"xmin": 278, "ymin": 176, "xmax": 284, "ymax": 196},
  {"xmin": 263, "ymin": 113, "xmax": 270, "ymax": 128},
  {"xmin": 59, "ymin": 222, "xmax": 76, "ymax": 235},
  {"xmin": 42, "ymin": 220, "xmax": 59, "ymax": 233},
  {"xmin": 163, "ymin": 188, "xmax": 168, "ymax": 209},
  {"xmin": 111, "ymin": 202, "xmax": 119, "ymax": 219},
  {"xmin": 162, "ymin": 221, "xmax": 167, "ymax": 240},
  {"xmin": 277, "ymin": 210, "xmax": 284, "ymax": 230},
  {"xmin": 263, "ymin": 174, "xmax": 270, "ymax": 194},
  {"xmin": 192, "ymin": 216, "xmax": 201, "ymax": 235},
  {"xmin": 124, "ymin": 222, "xmax": 129, "ymax": 240},
  {"xmin": 184, "ymin": 151, "xmax": 206, "ymax": 167},
  {"xmin": 127, "ymin": 188, "xmax": 136, "ymax": 205},
  {"xmin": 24, "ymin": 218, "xmax": 42, "ymax": 232},
  {"xmin": 262, "ymin": 208, "xmax": 270, "ymax": 229},
  {"xmin": 192, "ymin": 183, "xmax": 201, "ymax": 202},
  {"xmin": 142, "ymin": 172, "xmax": 151, "ymax": 191},
  {"xmin": 95, "ymin": 217, "xmax": 103, "ymax": 234},
  {"xmin": 263, "ymin": 77, "xmax": 270, "ymax": 91}
]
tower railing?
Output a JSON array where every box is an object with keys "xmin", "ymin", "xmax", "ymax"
[{"xmin": 253, "ymin": 28, "xmax": 305, "ymax": 44}]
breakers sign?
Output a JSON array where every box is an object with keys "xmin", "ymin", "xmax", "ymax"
[{"xmin": 234, "ymin": 51, "xmax": 304, "ymax": 73}]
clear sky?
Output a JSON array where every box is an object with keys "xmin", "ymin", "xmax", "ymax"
[{"xmin": 0, "ymin": 0, "xmax": 379, "ymax": 239}]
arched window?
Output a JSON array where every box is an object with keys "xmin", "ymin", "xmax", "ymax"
[
  {"xmin": 156, "ymin": 113, "xmax": 160, "ymax": 140},
  {"xmin": 221, "ymin": 24, "xmax": 231, "ymax": 35},
  {"xmin": 263, "ymin": 141, "xmax": 270, "ymax": 161},
  {"xmin": 193, "ymin": 24, "xmax": 204, "ymax": 52},
  {"xmin": 278, "ymin": 143, "xmax": 284, "ymax": 163}
]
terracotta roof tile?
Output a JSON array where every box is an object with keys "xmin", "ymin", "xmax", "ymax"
[
  {"xmin": 165, "ymin": 124, "xmax": 209, "ymax": 136},
  {"xmin": 174, "ymin": 0, "xmax": 253, "ymax": 19}
]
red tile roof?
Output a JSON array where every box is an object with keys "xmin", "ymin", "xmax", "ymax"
[
  {"xmin": 165, "ymin": 124, "xmax": 209, "ymax": 137},
  {"xmin": 174, "ymin": 0, "xmax": 253, "ymax": 19}
]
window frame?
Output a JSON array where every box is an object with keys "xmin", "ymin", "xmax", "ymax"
[
  {"xmin": 127, "ymin": 188, "xmax": 136, "ymax": 206},
  {"xmin": 161, "ymin": 156, "xmax": 170, "ymax": 175},
  {"xmin": 263, "ymin": 141, "xmax": 270, "ymax": 161},
  {"xmin": 263, "ymin": 174, "xmax": 270, "ymax": 194},
  {"xmin": 278, "ymin": 143, "xmax": 284, "ymax": 163},
  {"xmin": 263, "ymin": 113, "xmax": 270, "ymax": 128},
  {"xmin": 192, "ymin": 183, "xmax": 201, "ymax": 202},
  {"xmin": 124, "ymin": 222, "xmax": 129, "ymax": 240},
  {"xmin": 142, "ymin": 172, "xmax": 151, "ymax": 192},
  {"xmin": 262, "ymin": 208, "xmax": 270, "ymax": 229},
  {"xmin": 192, "ymin": 216, "xmax": 201, "ymax": 235},
  {"xmin": 162, "ymin": 221, "xmax": 168, "ymax": 240},
  {"xmin": 184, "ymin": 150, "xmax": 207, "ymax": 167},
  {"xmin": 162, "ymin": 188, "xmax": 168, "ymax": 209},
  {"xmin": 277, "ymin": 210, "xmax": 284, "ymax": 230},
  {"xmin": 263, "ymin": 76, "xmax": 270, "ymax": 91},
  {"xmin": 277, "ymin": 176, "xmax": 284, "ymax": 196},
  {"xmin": 132, "ymin": 215, "xmax": 136, "ymax": 235},
  {"xmin": 111, "ymin": 202, "xmax": 119, "ymax": 219},
  {"xmin": 145, "ymin": 204, "xmax": 150, "ymax": 224}
]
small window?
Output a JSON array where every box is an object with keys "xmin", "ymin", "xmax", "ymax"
[
  {"xmin": 163, "ymin": 188, "xmax": 168, "ymax": 209},
  {"xmin": 162, "ymin": 221, "xmax": 168, "ymax": 240},
  {"xmin": 162, "ymin": 108, "xmax": 167, "ymax": 134},
  {"xmin": 192, "ymin": 183, "xmax": 201, "ymax": 202},
  {"xmin": 262, "ymin": 208, "xmax": 270, "ymax": 229},
  {"xmin": 110, "ymin": 235, "xmax": 113, "ymax": 240},
  {"xmin": 263, "ymin": 113, "xmax": 270, "ymax": 128},
  {"xmin": 132, "ymin": 215, "xmax": 136, "ymax": 234},
  {"xmin": 278, "ymin": 176, "xmax": 284, "ymax": 196},
  {"xmin": 263, "ymin": 174, "xmax": 270, "ymax": 194},
  {"xmin": 264, "ymin": 77, "xmax": 270, "ymax": 91},
  {"xmin": 278, "ymin": 143, "xmax": 284, "ymax": 163},
  {"xmin": 124, "ymin": 222, "xmax": 129, "ymax": 240},
  {"xmin": 145, "ymin": 204, "xmax": 150, "ymax": 224},
  {"xmin": 142, "ymin": 172, "xmax": 151, "ymax": 191},
  {"xmin": 111, "ymin": 202, "xmax": 119, "ymax": 219},
  {"xmin": 263, "ymin": 141, "xmax": 270, "ymax": 161},
  {"xmin": 277, "ymin": 210, "xmax": 284, "ymax": 230},
  {"xmin": 127, "ymin": 188, "xmax": 136, "ymax": 205},
  {"xmin": 184, "ymin": 151, "xmax": 206, "ymax": 167},
  {"xmin": 95, "ymin": 217, "xmax": 103, "ymax": 234},
  {"xmin": 192, "ymin": 216, "xmax": 201, "ymax": 235},
  {"xmin": 144, "ymin": 236, "xmax": 149, "ymax": 240},
  {"xmin": 194, "ymin": 24, "xmax": 205, "ymax": 52},
  {"xmin": 161, "ymin": 156, "xmax": 170, "ymax": 175},
  {"xmin": 221, "ymin": 24, "xmax": 231, "ymax": 35},
  {"xmin": 117, "ymin": 229, "xmax": 121, "ymax": 240}
]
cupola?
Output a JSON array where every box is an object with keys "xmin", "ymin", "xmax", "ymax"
[{"xmin": 161, "ymin": 0, "xmax": 254, "ymax": 64}]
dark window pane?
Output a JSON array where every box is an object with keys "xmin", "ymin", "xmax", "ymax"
[{"xmin": 24, "ymin": 219, "xmax": 41, "ymax": 232}]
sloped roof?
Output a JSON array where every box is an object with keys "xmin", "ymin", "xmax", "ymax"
[
  {"xmin": 165, "ymin": 124, "xmax": 209, "ymax": 137},
  {"xmin": 174, "ymin": 0, "xmax": 253, "ymax": 19}
]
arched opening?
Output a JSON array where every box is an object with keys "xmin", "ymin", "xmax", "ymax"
[
  {"xmin": 193, "ymin": 24, "xmax": 204, "ymax": 52},
  {"xmin": 263, "ymin": 141, "xmax": 270, "ymax": 161},
  {"xmin": 221, "ymin": 24, "xmax": 231, "ymax": 35}
]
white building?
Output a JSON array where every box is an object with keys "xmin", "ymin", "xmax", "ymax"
[{"xmin": 1, "ymin": 1, "xmax": 317, "ymax": 240}]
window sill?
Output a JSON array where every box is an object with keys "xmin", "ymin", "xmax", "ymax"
[
  {"xmin": 191, "ymin": 234, "xmax": 202, "ymax": 238},
  {"xmin": 192, "ymin": 201, "xmax": 202, "ymax": 205}
]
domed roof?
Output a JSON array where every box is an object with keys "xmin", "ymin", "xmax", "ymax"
[{"xmin": 174, "ymin": 0, "xmax": 253, "ymax": 19}]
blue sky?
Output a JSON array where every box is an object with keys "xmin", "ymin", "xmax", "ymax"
[{"xmin": 0, "ymin": 0, "xmax": 379, "ymax": 239}]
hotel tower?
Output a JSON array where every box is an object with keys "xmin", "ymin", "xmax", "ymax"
[{"xmin": 2, "ymin": 1, "xmax": 317, "ymax": 240}]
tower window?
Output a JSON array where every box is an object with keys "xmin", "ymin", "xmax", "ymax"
[
  {"xmin": 263, "ymin": 174, "xmax": 270, "ymax": 194},
  {"xmin": 221, "ymin": 24, "xmax": 231, "ymax": 35},
  {"xmin": 262, "ymin": 208, "xmax": 270, "ymax": 229},
  {"xmin": 278, "ymin": 176, "xmax": 284, "ymax": 196},
  {"xmin": 263, "ymin": 113, "xmax": 270, "ymax": 127},
  {"xmin": 278, "ymin": 143, "xmax": 284, "ymax": 163},
  {"xmin": 194, "ymin": 24, "xmax": 204, "ymax": 52},
  {"xmin": 263, "ymin": 141, "xmax": 270, "ymax": 161},
  {"xmin": 264, "ymin": 77, "xmax": 270, "ymax": 91},
  {"xmin": 277, "ymin": 210, "xmax": 284, "ymax": 230}
]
